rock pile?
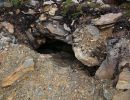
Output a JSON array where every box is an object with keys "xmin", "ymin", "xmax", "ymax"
[{"xmin": 0, "ymin": 0, "xmax": 130, "ymax": 99}]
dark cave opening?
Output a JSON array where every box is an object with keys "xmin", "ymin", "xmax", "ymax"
[
  {"xmin": 35, "ymin": 38, "xmax": 74, "ymax": 54},
  {"xmin": 35, "ymin": 37, "xmax": 98, "ymax": 76}
]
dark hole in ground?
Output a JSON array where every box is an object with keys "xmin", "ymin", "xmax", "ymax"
[
  {"xmin": 35, "ymin": 37, "xmax": 98, "ymax": 76},
  {"xmin": 36, "ymin": 38, "xmax": 74, "ymax": 54}
]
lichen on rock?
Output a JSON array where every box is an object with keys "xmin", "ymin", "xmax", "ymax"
[{"xmin": 72, "ymin": 25, "xmax": 112, "ymax": 66}]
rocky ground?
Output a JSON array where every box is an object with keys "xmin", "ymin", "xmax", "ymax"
[{"xmin": 0, "ymin": 0, "xmax": 130, "ymax": 100}]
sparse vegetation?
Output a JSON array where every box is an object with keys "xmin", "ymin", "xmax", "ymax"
[
  {"xmin": 9, "ymin": 0, "xmax": 24, "ymax": 6},
  {"xmin": 120, "ymin": 2, "xmax": 130, "ymax": 17},
  {"xmin": 62, "ymin": 0, "xmax": 83, "ymax": 20}
]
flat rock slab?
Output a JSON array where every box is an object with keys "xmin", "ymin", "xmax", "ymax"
[{"xmin": 92, "ymin": 13, "xmax": 122, "ymax": 25}]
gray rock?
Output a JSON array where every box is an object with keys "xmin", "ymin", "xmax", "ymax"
[
  {"xmin": 103, "ymin": 89, "xmax": 113, "ymax": 100},
  {"xmin": 95, "ymin": 57, "xmax": 117, "ymax": 79},
  {"xmin": 72, "ymin": 25, "xmax": 112, "ymax": 66},
  {"xmin": 96, "ymin": 29, "xmax": 130, "ymax": 80},
  {"xmin": 96, "ymin": 34, "xmax": 130, "ymax": 79},
  {"xmin": 23, "ymin": 58, "xmax": 34, "ymax": 68},
  {"xmin": 0, "ymin": 29, "xmax": 17, "ymax": 50},
  {"xmin": 36, "ymin": 21, "xmax": 72, "ymax": 44},
  {"xmin": 52, "ymin": 16, "xmax": 63, "ymax": 20},
  {"xmin": 4, "ymin": 1, "xmax": 12, "ymax": 7},
  {"xmin": 96, "ymin": 31, "xmax": 130, "ymax": 79},
  {"xmin": 29, "ymin": 0, "xmax": 39, "ymax": 6},
  {"xmin": 1, "ymin": 57, "xmax": 34, "ymax": 87},
  {"xmin": 86, "ymin": 25, "xmax": 100, "ymax": 39},
  {"xmin": 43, "ymin": 0, "xmax": 54, "ymax": 5},
  {"xmin": 63, "ymin": 23, "xmax": 71, "ymax": 32},
  {"xmin": 95, "ymin": 0, "xmax": 104, "ymax": 4}
]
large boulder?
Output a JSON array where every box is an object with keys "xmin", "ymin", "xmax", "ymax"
[{"xmin": 72, "ymin": 25, "xmax": 112, "ymax": 66}]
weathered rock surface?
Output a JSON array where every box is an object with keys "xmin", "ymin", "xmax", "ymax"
[
  {"xmin": 73, "ymin": 25, "xmax": 112, "ymax": 66},
  {"xmin": 2, "ymin": 57, "xmax": 34, "ymax": 87},
  {"xmin": 36, "ymin": 20, "xmax": 72, "ymax": 44},
  {"xmin": 43, "ymin": 4, "xmax": 58, "ymax": 16},
  {"xmin": 0, "ymin": 45, "xmax": 119, "ymax": 100},
  {"xmin": 96, "ymin": 37, "xmax": 130, "ymax": 79},
  {"xmin": 96, "ymin": 18, "xmax": 130, "ymax": 83},
  {"xmin": 96, "ymin": 57, "xmax": 117, "ymax": 79},
  {"xmin": 0, "ymin": 2, "xmax": 130, "ymax": 99},
  {"xmin": 112, "ymin": 90, "xmax": 130, "ymax": 100},
  {"xmin": 92, "ymin": 13, "xmax": 122, "ymax": 25},
  {"xmin": 116, "ymin": 67, "xmax": 130, "ymax": 89},
  {"xmin": 0, "ymin": 29, "xmax": 17, "ymax": 50}
]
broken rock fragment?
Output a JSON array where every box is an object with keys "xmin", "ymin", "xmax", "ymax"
[
  {"xmin": 0, "ymin": 22, "xmax": 14, "ymax": 33},
  {"xmin": 39, "ymin": 14, "xmax": 47, "ymax": 21},
  {"xmin": 2, "ymin": 57, "xmax": 34, "ymax": 87},
  {"xmin": 95, "ymin": 57, "xmax": 117, "ymax": 79}
]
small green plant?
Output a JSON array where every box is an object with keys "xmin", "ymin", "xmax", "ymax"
[
  {"xmin": 120, "ymin": 2, "xmax": 130, "ymax": 17},
  {"xmin": 124, "ymin": 11, "xmax": 130, "ymax": 17},
  {"xmin": 62, "ymin": 0, "xmax": 73, "ymax": 16},
  {"xmin": 61, "ymin": 0, "xmax": 83, "ymax": 20},
  {"xmin": 9, "ymin": 0, "xmax": 24, "ymax": 6},
  {"xmin": 120, "ymin": 2, "xmax": 130, "ymax": 10}
]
